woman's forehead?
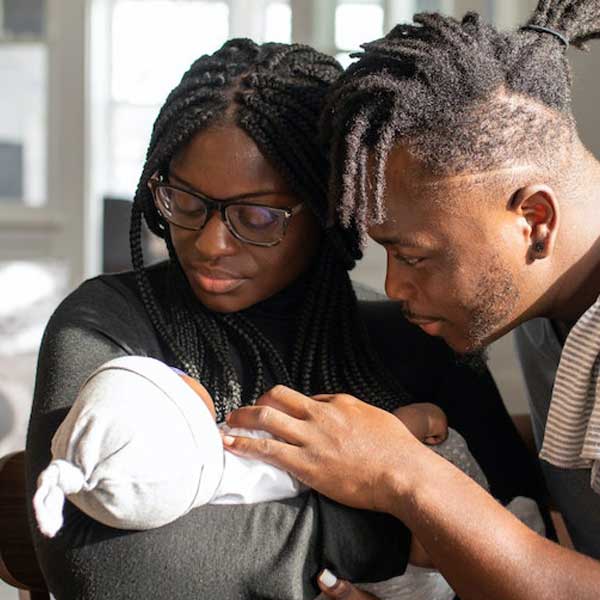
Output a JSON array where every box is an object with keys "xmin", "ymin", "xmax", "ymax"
[{"xmin": 171, "ymin": 124, "xmax": 289, "ymax": 196}]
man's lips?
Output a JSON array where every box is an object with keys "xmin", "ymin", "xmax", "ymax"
[
  {"xmin": 406, "ymin": 316, "xmax": 440, "ymax": 324},
  {"xmin": 191, "ymin": 267, "xmax": 248, "ymax": 294},
  {"xmin": 405, "ymin": 314, "xmax": 445, "ymax": 335}
]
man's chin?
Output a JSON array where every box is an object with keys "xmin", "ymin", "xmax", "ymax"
[
  {"xmin": 441, "ymin": 330, "xmax": 491, "ymax": 367},
  {"xmin": 439, "ymin": 331, "xmax": 483, "ymax": 354}
]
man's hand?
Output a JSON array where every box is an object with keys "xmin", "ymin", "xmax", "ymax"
[
  {"xmin": 317, "ymin": 570, "xmax": 379, "ymax": 600},
  {"xmin": 223, "ymin": 385, "xmax": 427, "ymax": 513}
]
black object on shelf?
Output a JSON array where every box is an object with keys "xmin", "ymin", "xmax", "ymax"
[
  {"xmin": 103, "ymin": 196, "xmax": 167, "ymax": 273},
  {"xmin": 0, "ymin": 141, "xmax": 23, "ymax": 200}
]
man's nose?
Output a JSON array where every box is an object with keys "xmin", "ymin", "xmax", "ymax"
[
  {"xmin": 384, "ymin": 258, "xmax": 417, "ymax": 302},
  {"xmin": 194, "ymin": 211, "xmax": 239, "ymax": 258}
]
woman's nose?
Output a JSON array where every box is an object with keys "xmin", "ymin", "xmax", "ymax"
[{"xmin": 194, "ymin": 211, "xmax": 239, "ymax": 258}]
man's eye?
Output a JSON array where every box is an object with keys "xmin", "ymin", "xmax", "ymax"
[{"xmin": 394, "ymin": 254, "xmax": 423, "ymax": 267}]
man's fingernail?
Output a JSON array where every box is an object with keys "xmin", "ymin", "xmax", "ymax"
[
  {"xmin": 222, "ymin": 435, "xmax": 235, "ymax": 447},
  {"xmin": 319, "ymin": 569, "xmax": 338, "ymax": 589}
]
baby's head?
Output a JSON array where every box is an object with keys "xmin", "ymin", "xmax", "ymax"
[
  {"xmin": 176, "ymin": 373, "xmax": 216, "ymax": 420},
  {"xmin": 34, "ymin": 357, "xmax": 226, "ymax": 537}
]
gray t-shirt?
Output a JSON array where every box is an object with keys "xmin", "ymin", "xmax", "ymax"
[{"xmin": 515, "ymin": 318, "xmax": 600, "ymax": 558}]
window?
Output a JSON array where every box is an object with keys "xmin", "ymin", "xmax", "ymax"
[
  {"xmin": 335, "ymin": 0, "xmax": 385, "ymax": 67},
  {"xmin": 108, "ymin": 0, "xmax": 230, "ymax": 197},
  {"xmin": 265, "ymin": 1, "xmax": 292, "ymax": 43},
  {"xmin": 103, "ymin": 0, "xmax": 292, "ymax": 199},
  {"xmin": 0, "ymin": 0, "xmax": 47, "ymax": 206},
  {"xmin": 333, "ymin": 0, "xmax": 417, "ymax": 67}
]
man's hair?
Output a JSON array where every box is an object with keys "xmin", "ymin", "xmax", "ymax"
[
  {"xmin": 130, "ymin": 39, "xmax": 408, "ymax": 420},
  {"xmin": 322, "ymin": 0, "xmax": 600, "ymax": 241}
]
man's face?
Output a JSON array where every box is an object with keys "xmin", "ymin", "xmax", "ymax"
[{"xmin": 369, "ymin": 147, "xmax": 534, "ymax": 353}]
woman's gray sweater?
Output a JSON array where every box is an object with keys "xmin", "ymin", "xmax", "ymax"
[{"xmin": 26, "ymin": 263, "xmax": 546, "ymax": 599}]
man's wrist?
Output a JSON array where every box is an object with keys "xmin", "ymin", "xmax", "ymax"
[{"xmin": 378, "ymin": 441, "xmax": 431, "ymax": 521}]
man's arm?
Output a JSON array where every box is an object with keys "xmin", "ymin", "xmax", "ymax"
[{"xmin": 224, "ymin": 386, "xmax": 600, "ymax": 600}]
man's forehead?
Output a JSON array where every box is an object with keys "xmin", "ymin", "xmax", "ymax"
[
  {"xmin": 368, "ymin": 214, "xmax": 436, "ymax": 247},
  {"xmin": 384, "ymin": 144, "xmax": 534, "ymax": 193}
]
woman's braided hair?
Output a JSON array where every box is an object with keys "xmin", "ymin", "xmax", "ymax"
[
  {"xmin": 130, "ymin": 39, "xmax": 409, "ymax": 421},
  {"xmin": 322, "ymin": 0, "xmax": 600, "ymax": 242}
]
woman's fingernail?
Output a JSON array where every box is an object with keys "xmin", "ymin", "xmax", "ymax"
[
  {"xmin": 319, "ymin": 569, "xmax": 338, "ymax": 589},
  {"xmin": 222, "ymin": 435, "xmax": 235, "ymax": 447}
]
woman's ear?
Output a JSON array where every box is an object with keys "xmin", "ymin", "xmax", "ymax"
[{"xmin": 509, "ymin": 185, "xmax": 559, "ymax": 264}]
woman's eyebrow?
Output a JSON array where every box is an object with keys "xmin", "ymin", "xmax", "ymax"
[{"xmin": 168, "ymin": 171, "xmax": 290, "ymax": 201}]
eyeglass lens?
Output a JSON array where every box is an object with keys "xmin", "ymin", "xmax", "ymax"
[{"xmin": 155, "ymin": 186, "xmax": 288, "ymax": 244}]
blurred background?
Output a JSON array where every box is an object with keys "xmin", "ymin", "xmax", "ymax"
[{"xmin": 1, "ymin": 2, "xmax": 599, "ymax": 593}]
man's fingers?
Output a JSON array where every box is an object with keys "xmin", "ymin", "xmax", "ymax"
[
  {"xmin": 255, "ymin": 385, "xmax": 312, "ymax": 419},
  {"xmin": 312, "ymin": 394, "xmax": 335, "ymax": 402},
  {"xmin": 317, "ymin": 570, "xmax": 380, "ymax": 600},
  {"xmin": 222, "ymin": 433, "xmax": 307, "ymax": 477},
  {"xmin": 226, "ymin": 405, "xmax": 306, "ymax": 445}
]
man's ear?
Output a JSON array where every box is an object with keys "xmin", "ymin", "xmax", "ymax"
[{"xmin": 509, "ymin": 185, "xmax": 559, "ymax": 263}]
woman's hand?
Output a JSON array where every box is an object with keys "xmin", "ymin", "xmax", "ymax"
[
  {"xmin": 317, "ymin": 569, "xmax": 379, "ymax": 600},
  {"xmin": 223, "ymin": 385, "xmax": 428, "ymax": 513}
]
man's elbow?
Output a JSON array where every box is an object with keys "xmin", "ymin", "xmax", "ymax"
[{"xmin": 409, "ymin": 536, "xmax": 435, "ymax": 568}]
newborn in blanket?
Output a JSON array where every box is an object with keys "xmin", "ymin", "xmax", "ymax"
[{"xmin": 33, "ymin": 356, "xmax": 543, "ymax": 600}]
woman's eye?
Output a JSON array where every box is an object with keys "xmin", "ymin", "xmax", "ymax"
[
  {"xmin": 237, "ymin": 207, "xmax": 279, "ymax": 230},
  {"xmin": 173, "ymin": 191, "xmax": 205, "ymax": 215}
]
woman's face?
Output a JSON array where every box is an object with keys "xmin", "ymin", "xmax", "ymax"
[{"xmin": 163, "ymin": 123, "xmax": 322, "ymax": 313}]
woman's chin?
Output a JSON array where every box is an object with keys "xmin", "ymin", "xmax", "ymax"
[
  {"xmin": 194, "ymin": 290, "xmax": 252, "ymax": 313},
  {"xmin": 190, "ymin": 284, "xmax": 269, "ymax": 314}
]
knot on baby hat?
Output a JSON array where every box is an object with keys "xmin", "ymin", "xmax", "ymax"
[
  {"xmin": 34, "ymin": 460, "xmax": 86, "ymax": 537},
  {"xmin": 34, "ymin": 356, "xmax": 224, "ymax": 537}
]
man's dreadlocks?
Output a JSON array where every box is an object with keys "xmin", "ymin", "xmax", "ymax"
[{"xmin": 322, "ymin": 0, "xmax": 600, "ymax": 242}]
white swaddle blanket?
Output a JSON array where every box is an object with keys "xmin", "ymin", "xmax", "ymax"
[{"xmin": 34, "ymin": 356, "xmax": 304, "ymax": 536}]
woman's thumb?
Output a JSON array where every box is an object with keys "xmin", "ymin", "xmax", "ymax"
[{"xmin": 317, "ymin": 570, "xmax": 379, "ymax": 600}]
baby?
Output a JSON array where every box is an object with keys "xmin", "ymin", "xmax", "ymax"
[
  {"xmin": 33, "ymin": 356, "xmax": 540, "ymax": 600},
  {"xmin": 34, "ymin": 356, "xmax": 457, "ymax": 533}
]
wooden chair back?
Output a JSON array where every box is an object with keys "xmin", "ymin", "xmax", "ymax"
[{"xmin": 0, "ymin": 451, "xmax": 50, "ymax": 599}]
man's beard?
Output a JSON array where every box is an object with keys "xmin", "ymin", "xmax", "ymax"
[
  {"xmin": 400, "ymin": 254, "xmax": 520, "ymax": 369},
  {"xmin": 460, "ymin": 255, "xmax": 520, "ymax": 353}
]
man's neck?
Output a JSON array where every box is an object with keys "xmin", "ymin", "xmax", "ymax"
[{"xmin": 547, "ymin": 201, "xmax": 600, "ymax": 324}]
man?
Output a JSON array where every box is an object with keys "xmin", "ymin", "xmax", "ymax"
[{"xmin": 223, "ymin": 2, "xmax": 600, "ymax": 599}]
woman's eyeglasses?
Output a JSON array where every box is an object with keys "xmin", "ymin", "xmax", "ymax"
[{"xmin": 148, "ymin": 175, "xmax": 305, "ymax": 247}]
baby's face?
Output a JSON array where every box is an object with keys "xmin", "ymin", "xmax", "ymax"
[{"xmin": 178, "ymin": 374, "xmax": 217, "ymax": 420}]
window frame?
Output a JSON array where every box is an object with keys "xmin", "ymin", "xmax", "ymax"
[
  {"xmin": 0, "ymin": 0, "xmax": 91, "ymax": 289},
  {"xmin": 0, "ymin": 0, "xmax": 534, "ymax": 291}
]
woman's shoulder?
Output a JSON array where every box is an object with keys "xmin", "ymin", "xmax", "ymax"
[
  {"xmin": 57, "ymin": 262, "xmax": 166, "ymax": 316},
  {"xmin": 47, "ymin": 262, "xmax": 169, "ymax": 355}
]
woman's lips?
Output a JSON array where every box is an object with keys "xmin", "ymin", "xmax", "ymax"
[{"xmin": 192, "ymin": 268, "xmax": 248, "ymax": 294}]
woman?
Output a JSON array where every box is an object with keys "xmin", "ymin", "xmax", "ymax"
[{"xmin": 26, "ymin": 39, "xmax": 544, "ymax": 599}]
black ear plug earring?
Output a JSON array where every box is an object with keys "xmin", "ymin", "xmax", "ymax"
[{"xmin": 534, "ymin": 241, "xmax": 545, "ymax": 254}]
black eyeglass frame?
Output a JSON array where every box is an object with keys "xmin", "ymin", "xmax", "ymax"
[{"xmin": 148, "ymin": 174, "xmax": 305, "ymax": 247}]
